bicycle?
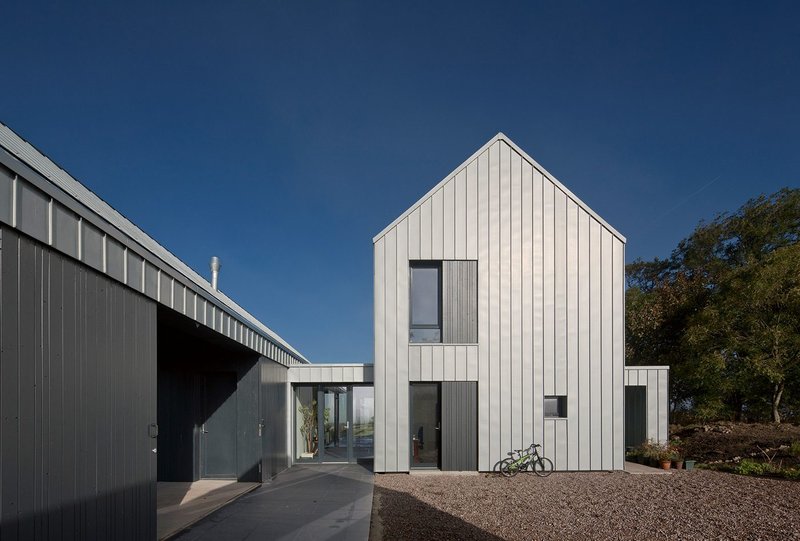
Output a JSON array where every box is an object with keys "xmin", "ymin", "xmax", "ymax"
[{"xmin": 499, "ymin": 443, "xmax": 554, "ymax": 477}]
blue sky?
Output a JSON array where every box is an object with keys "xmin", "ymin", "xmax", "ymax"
[{"xmin": 2, "ymin": 1, "xmax": 798, "ymax": 363}]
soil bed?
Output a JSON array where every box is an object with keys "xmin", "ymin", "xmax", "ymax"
[
  {"xmin": 672, "ymin": 422, "xmax": 800, "ymax": 468},
  {"xmin": 372, "ymin": 469, "xmax": 800, "ymax": 540}
]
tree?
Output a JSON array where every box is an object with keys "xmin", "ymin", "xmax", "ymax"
[
  {"xmin": 626, "ymin": 188, "xmax": 800, "ymax": 423},
  {"xmin": 691, "ymin": 245, "xmax": 800, "ymax": 422}
]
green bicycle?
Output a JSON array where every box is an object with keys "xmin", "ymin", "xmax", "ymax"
[{"xmin": 499, "ymin": 443, "xmax": 554, "ymax": 477}]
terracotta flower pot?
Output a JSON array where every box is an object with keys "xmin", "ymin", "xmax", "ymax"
[
  {"xmin": 660, "ymin": 460, "xmax": 671, "ymax": 470},
  {"xmin": 673, "ymin": 460, "xmax": 684, "ymax": 470}
]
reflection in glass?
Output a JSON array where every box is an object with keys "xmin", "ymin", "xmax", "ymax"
[
  {"xmin": 410, "ymin": 263, "xmax": 441, "ymax": 343},
  {"xmin": 352, "ymin": 386, "xmax": 374, "ymax": 460},
  {"xmin": 295, "ymin": 385, "xmax": 318, "ymax": 460},
  {"xmin": 411, "ymin": 384, "xmax": 440, "ymax": 468},
  {"xmin": 322, "ymin": 386, "xmax": 349, "ymax": 462},
  {"xmin": 411, "ymin": 266, "xmax": 440, "ymax": 325}
]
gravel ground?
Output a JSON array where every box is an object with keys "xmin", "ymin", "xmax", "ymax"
[{"xmin": 371, "ymin": 469, "xmax": 800, "ymax": 540}]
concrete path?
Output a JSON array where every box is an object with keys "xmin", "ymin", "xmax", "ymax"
[
  {"xmin": 624, "ymin": 460, "xmax": 673, "ymax": 474},
  {"xmin": 158, "ymin": 480, "xmax": 260, "ymax": 539},
  {"xmin": 171, "ymin": 464, "xmax": 374, "ymax": 541}
]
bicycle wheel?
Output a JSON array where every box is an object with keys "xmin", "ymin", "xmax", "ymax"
[
  {"xmin": 500, "ymin": 458, "xmax": 521, "ymax": 477},
  {"xmin": 532, "ymin": 457, "xmax": 554, "ymax": 477}
]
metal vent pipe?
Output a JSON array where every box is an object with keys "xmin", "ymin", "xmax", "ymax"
[{"xmin": 210, "ymin": 256, "xmax": 221, "ymax": 290}]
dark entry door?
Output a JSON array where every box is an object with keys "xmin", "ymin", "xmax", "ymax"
[
  {"xmin": 410, "ymin": 383, "xmax": 441, "ymax": 468},
  {"xmin": 200, "ymin": 372, "xmax": 238, "ymax": 478},
  {"xmin": 625, "ymin": 386, "xmax": 647, "ymax": 448}
]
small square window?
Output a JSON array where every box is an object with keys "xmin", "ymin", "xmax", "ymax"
[{"xmin": 544, "ymin": 396, "xmax": 567, "ymax": 418}]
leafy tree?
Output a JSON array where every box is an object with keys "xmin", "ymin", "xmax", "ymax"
[
  {"xmin": 690, "ymin": 244, "xmax": 800, "ymax": 422},
  {"xmin": 626, "ymin": 188, "xmax": 800, "ymax": 423}
]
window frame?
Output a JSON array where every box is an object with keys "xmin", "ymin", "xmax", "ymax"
[
  {"xmin": 543, "ymin": 395, "xmax": 568, "ymax": 418},
  {"xmin": 408, "ymin": 260, "xmax": 443, "ymax": 343}
]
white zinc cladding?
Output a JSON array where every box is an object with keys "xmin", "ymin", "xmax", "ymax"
[
  {"xmin": 288, "ymin": 364, "xmax": 375, "ymax": 384},
  {"xmin": 373, "ymin": 133, "xmax": 626, "ymax": 472},
  {"xmin": 624, "ymin": 366, "xmax": 670, "ymax": 443},
  {"xmin": 0, "ymin": 122, "xmax": 307, "ymax": 366},
  {"xmin": 374, "ymin": 133, "xmax": 626, "ymax": 244}
]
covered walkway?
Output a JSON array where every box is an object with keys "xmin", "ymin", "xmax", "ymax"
[{"xmin": 171, "ymin": 464, "xmax": 374, "ymax": 540}]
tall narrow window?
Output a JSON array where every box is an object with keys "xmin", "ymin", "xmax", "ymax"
[{"xmin": 410, "ymin": 262, "xmax": 441, "ymax": 343}]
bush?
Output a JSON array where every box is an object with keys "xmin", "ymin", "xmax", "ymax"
[
  {"xmin": 735, "ymin": 459, "xmax": 800, "ymax": 480},
  {"xmin": 790, "ymin": 441, "xmax": 800, "ymax": 458},
  {"xmin": 736, "ymin": 459, "xmax": 773, "ymax": 476}
]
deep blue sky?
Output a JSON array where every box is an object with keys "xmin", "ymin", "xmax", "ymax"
[{"xmin": 2, "ymin": 2, "xmax": 798, "ymax": 363}]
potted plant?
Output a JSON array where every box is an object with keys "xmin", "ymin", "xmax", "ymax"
[
  {"xmin": 299, "ymin": 399, "xmax": 318, "ymax": 458},
  {"xmin": 640, "ymin": 440, "xmax": 657, "ymax": 466},
  {"xmin": 670, "ymin": 439, "xmax": 684, "ymax": 470},
  {"xmin": 656, "ymin": 442, "xmax": 673, "ymax": 470},
  {"xmin": 684, "ymin": 459, "xmax": 696, "ymax": 471}
]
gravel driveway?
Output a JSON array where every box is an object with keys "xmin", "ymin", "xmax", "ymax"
[{"xmin": 371, "ymin": 469, "xmax": 800, "ymax": 540}]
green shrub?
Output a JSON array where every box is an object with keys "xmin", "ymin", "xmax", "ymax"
[
  {"xmin": 783, "ymin": 468, "xmax": 800, "ymax": 480},
  {"xmin": 735, "ymin": 459, "xmax": 800, "ymax": 480},
  {"xmin": 790, "ymin": 441, "xmax": 800, "ymax": 458},
  {"xmin": 736, "ymin": 459, "xmax": 772, "ymax": 476}
]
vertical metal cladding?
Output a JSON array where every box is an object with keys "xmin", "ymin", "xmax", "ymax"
[
  {"xmin": 0, "ymin": 139, "xmax": 306, "ymax": 368},
  {"xmin": 624, "ymin": 367, "xmax": 670, "ymax": 443},
  {"xmin": 261, "ymin": 359, "xmax": 290, "ymax": 480},
  {"xmin": 374, "ymin": 135, "xmax": 627, "ymax": 472},
  {"xmin": 0, "ymin": 226, "xmax": 158, "ymax": 540}
]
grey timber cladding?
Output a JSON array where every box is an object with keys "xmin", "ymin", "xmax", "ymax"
[
  {"xmin": 0, "ymin": 124, "xmax": 306, "ymax": 367},
  {"xmin": 0, "ymin": 226, "xmax": 158, "ymax": 540},
  {"xmin": 624, "ymin": 366, "xmax": 670, "ymax": 443},
  {"xmin": 374, "ymin": 135, "xmax": 626, "ymax": 472},
  {"xmin": 442, "ymin": 260, "xmax": 478, "ymax": 343},
  {"xmin": 441, "ymin": 382, "xmax": 478, "ymax": 471}
]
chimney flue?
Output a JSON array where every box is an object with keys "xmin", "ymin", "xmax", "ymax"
[{"xmin": 210, "ymin": 256, "xmax": 221, "ymax": 290}]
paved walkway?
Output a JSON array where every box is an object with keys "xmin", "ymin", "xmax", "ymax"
[
  {"xmin": 158, "ymin": 480, "xmax": 260, "ymax": 539},
  {"xmin": 172, "ymin": 464, "xmax": 374, "ymax": 541},
  {"xmin": 624, "ymin": 460, "xmax": 673, "ymax": 474}
]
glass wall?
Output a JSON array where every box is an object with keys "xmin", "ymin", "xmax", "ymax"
[
  {"xmin": 352, "ymin": 386, "xmax": 374, "ymax": 461},
  {"xmin": 294, "ymin": 385, "xmax": 374, "ymax": 463},
  {"xmin": 295, "ymin": 385, "xmax": 318, "ymax": 461}
]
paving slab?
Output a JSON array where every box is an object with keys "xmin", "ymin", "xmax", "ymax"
[
  {"xmin": 171, "ymin": 464, "xmax": 374, "ymax": 541},
  {"xmin": 158, "ymin": 480, "xmax": 260, "ymax": 540},
  {"xmin": 624, "ymin": 460, "xmax": 673, "ymax": 474}
]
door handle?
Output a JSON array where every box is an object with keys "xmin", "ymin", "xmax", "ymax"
[{"xmin": 201, "ymin": 423, "xmax": 208, "ymax": 434}]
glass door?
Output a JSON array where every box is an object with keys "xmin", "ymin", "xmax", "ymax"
[
  {"xmin": 320, "ymin": 386, "xmax": 350, "ymax": 462},
  {"xmin": 352, "ymin": 386, "xmax": 374, "ymax": 462},
  {"xmin": 410, "ymin": 383, "xmax": 441, "ymax": 468},
  {"xmin": 294, "ymin": 385, "xmax": 375, "ymax": 464}
]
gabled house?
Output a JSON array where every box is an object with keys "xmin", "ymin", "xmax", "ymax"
[
  {"xmin": 372, "ymin": 133, "xmax": 668, "ymax": 472},
  {"xmin": 0, "ymin": 124, "xmax": 668, "ymax": 539}
]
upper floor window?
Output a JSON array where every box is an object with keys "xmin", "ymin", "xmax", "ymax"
[
  {"xmin": 409, "ymin": 260, "xmax": 478, "ymax": 344},
  {"xmin": 410, "ymin": 262, "xmax": 442, "ymax": 343}
]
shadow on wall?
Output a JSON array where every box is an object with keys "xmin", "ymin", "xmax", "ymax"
[
  {"xmin": 1, "ymin": 481, "xmax": 157, "ymax": 541},
  {"xmin": 157, "ymin": 305, "xmax": 264, "ymax": 484}
]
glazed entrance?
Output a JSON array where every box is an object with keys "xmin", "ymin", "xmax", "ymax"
[{"xmin": 294, "ymin": 385, "xmax": 374, "ymax": 464}]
